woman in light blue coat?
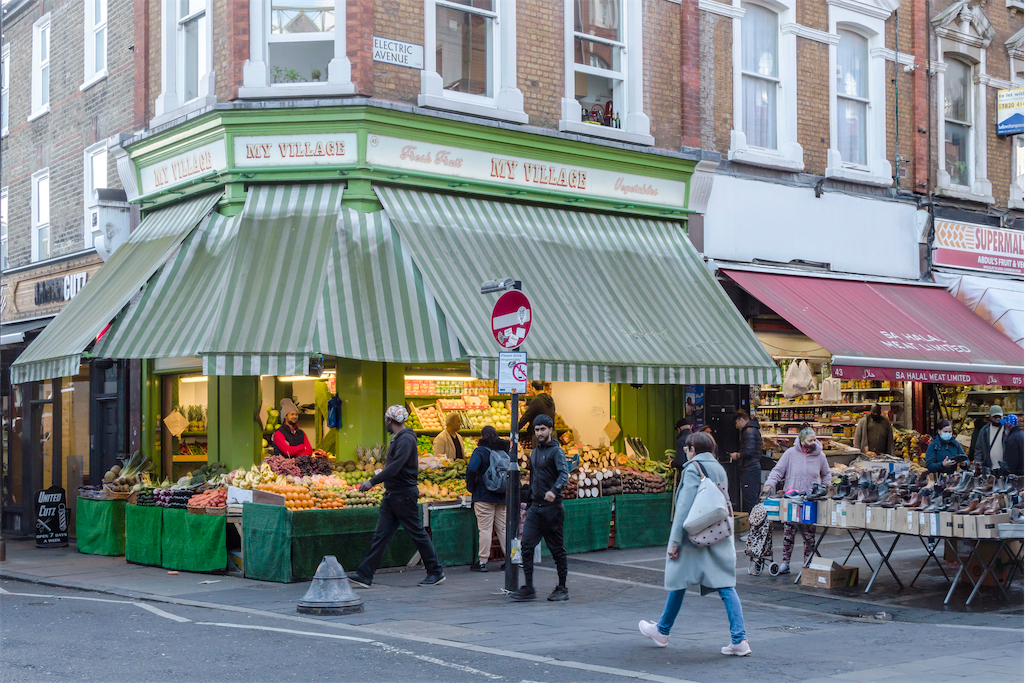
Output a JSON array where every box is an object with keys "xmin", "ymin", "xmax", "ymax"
[{"xmin": 638, "ymin": 431, "xmax": 750, "ymax": 656}]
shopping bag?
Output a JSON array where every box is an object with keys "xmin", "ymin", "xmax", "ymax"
[
  {"xmin": 821, "ymin": 377, "xmax": 842, "ymax": 402},
  {"xmin": 782, "ymin": 360, "xmax": 814, "ymax": 399}
]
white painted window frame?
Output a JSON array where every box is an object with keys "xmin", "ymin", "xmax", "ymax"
[
  {"xmin": 1, "ymin": 187, "xmax": 8, "ymax": 272},
  {"xmin": 82, "ymin": 0, "xmax": 109, "ymax": 91},
  {"xmin": 84, "ymin": 142, "xmax": 108, "ymax": 247},
  {"xmin": 31, "ymin": 169, "xmax": 50, "ymax": 263},
  {"xmin": 825, "ymin": 0, "xmax": 898, "ymax": 186},
  {"xmin": 1008, "ymin": 29, "xmax": 1023, "ymax": 210},
  {"xmin": 728, "ymin": 0, "xmax": 804, "ymax": 171},
  {"xmin": 240, "ymin": 0, "xmax": 355, "ymax": 99},
  {"xmin": 29, "ymin": 14, "xmax": 51, "ymax": 122},
  {"xmin": 558, "ymin": 0, "xmax": 651, "ymax": 144},
  {"xmin": 932, "ymin": 2, "xmax": 994, "ymax": 204},
  {"xmin": 1, "ymin": 45, "xmax": 9, "ymax": 137},
  {"xmin": 420, "ymin": 0, "xmax": 526, "ymax": 124},
  {"xmin": 153, "ymin": 0, "xmax": 215, "ymax": 127}
]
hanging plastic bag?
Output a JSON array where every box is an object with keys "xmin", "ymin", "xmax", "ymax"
[
  {"xmin": 327, "ymin": 393, "xmax": 342, "ymax": 429},
  {"xmin": 781, "ymin": 360, "xmax": 814, "ymax": 399},
  {"xmin": 821, "ymin": 377, "xmax": 842, "ymax": 402}
]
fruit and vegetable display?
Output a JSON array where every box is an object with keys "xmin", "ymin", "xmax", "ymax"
[
  {"xmin": 294, "ymin": 455, "xmax": 333, "ymax": 477},
  {"xmin": 414, "ymin": 405, "xmax": 442, "ymax": 431},
  {"xmin": 180, "ymin": 405, "xmax": 206, "ymax": 432},
  {"xmin": 102, "ymin": 451, "xmax": 154, "ymax": 493},
  {"xmin": 178, "ymin": 441, "xmax": 209, "ymax": 457},
  {"xmin": 621, "ymin": 470, "xmax": 667, "ymax": 494},
  {"xmin": 154, "ymin": 489, "xmax": 196, "ymax": 508},
  {"xmin": 416, "ymin": 435, "xmax": 433, "ymax": 455},
  {"xmin": 894, "ymin": 429, "xmax": 929, "ymax": 463},
  {"xmin": 264, "ymin": 407, "xmax": 281, "ymax": 432},
  {"xmin": 187, "ymin": 488, "xmax": 227, "ymax": 508}
]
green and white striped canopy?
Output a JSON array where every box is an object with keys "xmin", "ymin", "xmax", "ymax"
[
  {"xmin": 376, "ymin": 186, "xmax": 779, "ymax": 385},
  {"xmin": 94, "ymin": 212, "xmax": 240, "ymax": 360},
  {"xmin": 11, "ymin": 192, "xmax": 222, "ymax": 384}
]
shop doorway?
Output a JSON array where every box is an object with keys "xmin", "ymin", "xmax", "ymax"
[
  {"xmin": 22, "ymin": 381, "xmax": 60, "ymax": 534},
  {"xmin": 90, "ymin": 361, "xmax": 124, "ymax": 484},
  {"xmin": 704, "ymin": 385, "xmax": 749, "ymax": 510}
]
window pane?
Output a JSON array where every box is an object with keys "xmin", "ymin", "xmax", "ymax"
[
  {"xmin": 271, "ymin": 1, "xmax": 335, "ymax": 34},
  {"xmin": 38, "ymin": 226, "xmax": 50, "ymax": 260},
  {"xmin": 1016, "ymin": 136, "xmax": 1024, "ymax": 195},
  {"xmin": 269, "ymin": 41, "xmax": 333, "ymax": 83},
  {"xmin": 742, "ymin": 74, "xmax": 777, "ymax": 149},
  {"xmin": 742, "ymin": 4, "xmax": 776, "ymax": 77},
  {"xmin": 945, "ymin": 122, "xmax": 969, "ymax": 186},
  {"xmin": 91, "ymin": 151, "xmax": 107, "ymax": 197},
  {"xmin": 575, "ymin": 0, "xmax": 620, "ymax": 42},
  {"xmin": 40, "ymin": 26, "xmax": 49, "ymax": 62},
  {"xmin": 837, "ymin": 97, "xmax": 867, "ymax": 165},
  {"xmin": 181, "ymin": 0, "xmax": 205, "ymax": 17},
  {"xmin": 95, "ymin": 0, "xmax": 104, "ymax": 25},
  {"xmin": 837, "ymin": 30, "xmax": 867, "ymax": 99},
  {"xmin": 95, "ymin": 27, "xmax": 106, "ymax": 72},
  {"xmin": 574, "ymin": 37, "xmax": 622, "ymax": 72},
  {"xmin": 41, "ymin": 65, "xmax": 49, "ymax": 106},
  {"xmin": 182, "ymin": 15, "xmax": 207, "ymax": 101},
  {"xmin": 436, "ymin": 5, "xmax": 493, "ymax": 97},
  {"xmin": 38, "ymin": 176, "xmax": 50, "ymax": 224},
  {"xmin": 944, "ymin": 60, "xmax": 970, "ymax": 123}
]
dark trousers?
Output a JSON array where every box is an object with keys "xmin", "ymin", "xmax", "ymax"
[
  {"xmin": 740, "ymin": 464, "xmax": 761, "ymax": 514},
  {"xmin": 357, "ymin": 490, "xmax": 441, "ymax": 579},
  {"xmin": 520, "ymin": 503, "xmax": 567, "ymax": 586}
]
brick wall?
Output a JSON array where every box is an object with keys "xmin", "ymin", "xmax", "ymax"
[
  {"xmin": 699, "ymin": 10, "xmax": 733, "ymax": 154},
  {"xmin": 1, "ymin": 0, "xmax": 134, "ymax": 269},
  {"xmin": 645, "ymin": 0, "xmax": 681, "ymax": 150},
  {"xmin": 371, "ymin": 0, "xmax": 423, "ymax": 104},
  {"xmin": 213, "ymin": 0, "xmax": 249, "ymax": 103},
  {"xmin": 796, "ymin": 37, "xmax": 828, "ymax": 176},
  {"xmin": 797, "ymin": 0, "xmax": 827, "ymax": 33},
  {"xmin": 516, "ymin": 0, "xmax": 563, "ymax": 129},
  {"xmin": 884, "ymin": 59, "xmax": 917, "ymax": 191}
]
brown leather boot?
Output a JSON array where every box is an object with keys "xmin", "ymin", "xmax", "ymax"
[
  {"xmin": 974, "ymin": 475, "xmax": 995, "ymax": 494},
  {"xmin": 957, "ymin": 497, "xmax": 981, "ymax": 514},
  {"xmin": 906, "ymin": 491, "xmax": 922, "ymax": 508},
  {"xmin": 915, "ymin": 490, "xmax": 933, "ymax": 511}
]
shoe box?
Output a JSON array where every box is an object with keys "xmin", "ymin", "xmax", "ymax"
[
  {"xmin": 865, "ymin": 506, "xmax": 892, "ymax": 532},
  {"xmin": 831, "ymin": 502, "xmax": 866, "ymax": 528},
  {"xmin": 763, "ymin": 498, "xmax": 781, "ymax": 521},
  {"xmin": 921, "ymin": 512, "xmax": 943, "ymax": 537},
  {"xmin": 817, "ymin": 500, "xmax": 832, "ymax": 526},
  {"xmin": 976, "ymin": 513, "xmax": 1011, "ymax": 539},
  {"xmin": 801, "ymin": 501, "xmax": 817, "ymax": 525},
  {"xmin": 893, "ymin": 507, "xmax": 919, "ymax": 535},
  {"xmin": 799, "ymin": 557, "xmax": 859, "ymax": 589},
  {"xmin": 939, "ymin": 511, "xmax": 956, "ymax": 537},
  {"xmin": 998, "ymin": 522, "xmax": 1024, "ymax": 538}
]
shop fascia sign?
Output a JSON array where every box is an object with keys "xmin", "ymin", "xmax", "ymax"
[
  {"xmin": 234, "ymin": 133, "xmax": 358, "ymax": 167},
  {"xmin": 365, "ymin": 134, "xmax": 687, "ymax": 209},
  {"xmin": 139, "ymin": 139, "xmax": 228, "ymax": 195},
  {"xmin": 996, "ymin": 88, "xmax": 1023, "ymax": 136},
  {"xmin": 833, "ymin": 364, "xmax": 1022, "ymax": 387},
  {"xmin": 932, "ymin": 220, "xmax": 1024, "ymax": 276}
]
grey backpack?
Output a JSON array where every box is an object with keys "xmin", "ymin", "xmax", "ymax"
[{"xmin": 482, "ymin": 449, "xmax": 511, "ymax": 492}]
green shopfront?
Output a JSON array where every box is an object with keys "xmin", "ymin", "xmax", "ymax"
[{"xmin": 11, "ymin": 103, "xmax": 778, "ymax": 576}]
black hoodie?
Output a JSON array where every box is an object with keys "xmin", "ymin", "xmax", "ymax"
[
  {"xmin": 369, "ymin": 427, "xmax": 419, "ymax": 493},
  {"xmin": 528, "ymin": 437, "xmax": 569, "ymax": 505}
]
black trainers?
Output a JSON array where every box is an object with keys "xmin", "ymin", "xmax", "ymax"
[
  {"xmin": 346, "ymin": 572, "xmax": 371, "ymax": 588},
  {"xmin": 510, "ymin": 585, "xmax": 537, "ymax": 601},
  {"xmin": 419, "ymin": 573, "xmax": 446, "ymax": 587},
  {"xmin": 547, "ymin": 586, "xmax": 569, "ymax": 601},
  {"xmin": 470, "ymin": 562, "xmax": 488, "ymax": 573}
]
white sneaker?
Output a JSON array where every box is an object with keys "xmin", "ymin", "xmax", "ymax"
[
  {"xmin": 721, "ymin": 640, "xmax": 752, "ymax": 656},
  {"xmin": 739, "ymin": 532, "xmax": 750, "ymax": 542},
  {"xmin": 777, "ymin": 562, "xmax": 790, "ymax": 575},
  {"xmin": 638, "ymin": 620, "xmax": 669, "ymax": 647}
]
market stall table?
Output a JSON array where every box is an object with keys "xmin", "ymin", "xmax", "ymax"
[
  {"xmin": 75, "ymin": 498, "xmax": 126, "ymax": 556},
  {"xmin": 614, "ymin": 492, "xmax": 673, "ymax": 549}
]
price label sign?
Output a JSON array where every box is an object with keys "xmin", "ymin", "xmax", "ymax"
[{"xmin": 497, "ymin": 351, "xmax": 528, "ymax": 395}]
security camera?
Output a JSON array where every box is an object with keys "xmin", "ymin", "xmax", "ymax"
[{"xmin": 480, "ymin": 278, "xmax": 518, "ymax": 294}]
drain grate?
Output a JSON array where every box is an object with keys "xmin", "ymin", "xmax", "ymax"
[{"xmin": 758, "ymin": 625, "xmax": 816, "ymax": 633}]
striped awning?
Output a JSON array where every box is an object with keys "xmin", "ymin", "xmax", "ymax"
[
  {"xmin": 202, "ymin": 184, "xmax": 342, "ymax": 376},
  {"xmin": 11, "ymin": 192, "xmax": 222, "ymax": 383},
  {"xmin": 94, "ymin": 212, "xmax": 240, "ymax": 359},
  {"xmin": 317, "ymin": 209, "xmax": 465, "ymax": 363},
  {"xmin": 376, "ymin": 187, "xmax": 779, "ymax": 385}
]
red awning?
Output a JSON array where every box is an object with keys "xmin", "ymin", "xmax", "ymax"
[{"xmin": 724, "ymin": 269, "xmax": 1024, "ymax": 387}]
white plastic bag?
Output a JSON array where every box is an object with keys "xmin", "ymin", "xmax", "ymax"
[
  {"xmin": 781, "ymin": 360, "xmax": 814, "ymax": 399},
  {"xmin": 821, "ymin": 377, "xmax": 842, "ymax": 402}
]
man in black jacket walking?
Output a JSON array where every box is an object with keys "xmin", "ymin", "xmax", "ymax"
[
  {"xmin": 730, "ymin": 409, "xmax": 763, "ymax": 514},
  {"xmin": 347, "ymin": 405, "xmax": 445, "ymax": 588},
  {"xmin": 512, "ymin": 414, "xmax": 570, "ymax": 602}
]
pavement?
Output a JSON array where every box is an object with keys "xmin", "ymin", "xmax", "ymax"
[{"xmin": 1, "ymin": 529, "xmax": 1022, "ymax": 683}]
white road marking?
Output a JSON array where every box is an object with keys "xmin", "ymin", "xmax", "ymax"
[
  {"xmin": 534, "ymin": 566, "xmax": 662, "ymax": 589},
  {"xmin": 935, "ymin": 624, "xmax": 1023, "ymax": 633},
  {"xmin": 134, "ymin": 602, "xmax": 191, "ymax": 623},
  {"xmin": 3, "ymin": 592, "xmax": 55, "ymax": 598},
  {"xmin": 56, "ymin": 596, "xmax": 133, "ymax": 604},
  {"xmin": 373, "ymin": 641, "xmax": 504, "ymax": 679},
  {"xmin": 196, "ymin": 622, "xmax": 373, "ymax": 643},
  {"xmin": 0, "ymin": 586, "xmax": 10, "ymax": 594}
]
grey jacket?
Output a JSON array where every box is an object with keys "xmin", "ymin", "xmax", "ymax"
[{"xmin": 665, "ymin": 452, "xmax": 737, "ymax": 594}]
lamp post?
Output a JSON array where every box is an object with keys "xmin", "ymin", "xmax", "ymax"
[{"xmin": 479, "ymin": 278, "xmax": 522, "ymax": 593}]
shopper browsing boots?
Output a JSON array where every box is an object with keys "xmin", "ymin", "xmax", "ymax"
[
  {"xmin": 638, "ymin": 431, "xmax": 750, "ymax": 656},
  {"xmin": 511, "ymin": 415, "xmax": 570, "ymax": 602},
  {"xmin": 761, "ymin": 428, "xmax": 830, "ymax": 574},
  {"xmin": 729, "ymin": 409, "xmax": 763, "ymax": 514},
  {"xmin": 925, "ymin": 420, "xmax": 967, "ymax": 475},
  {"xmin": 466, "ymin": 425, "xmax": 509, "ymax": 572},
  {"xmin": 974, "ymin": 405, "xmax": 1007, "ymax": 469},
  {"xmin": 346, "ymin": 406, "xmax": 445, "ymax": 588},
  {"xmin": 1002, "ymin": 415, "xmax": 1023, "ymax": 476}
]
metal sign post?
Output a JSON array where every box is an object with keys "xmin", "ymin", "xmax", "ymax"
[{"xmin": 498, "ymin": 350, "xmax": 527, "ymax": 592}]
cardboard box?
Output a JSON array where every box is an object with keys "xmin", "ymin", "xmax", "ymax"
[
  {"xmin": 893, "ymin": 507, "xmax": 918, "ymax": 535},
  {"xmin": 938, "ymin": 511, "xmax": 955, "ymax": 537},
  {"xmin": 801, "ymin": 501, "xmax": 818, "ymax": 525},
  {"xmin": 817, "ymin": 500, "xmax": 832, "ymax": 526},
  {"xmin": 734, "ymin": 512, "xmax": 750, "ymax": 535},
  {"xmin": 781, "ymin": 498, "xmax": 802, "ymax": 523},
  {"xmin": 847, "ymin": 502, "xmax": 867, "ymax": 529},
  {"xmin": 799, "ymin": 557, "xmax": 860, "ymax": 589},
  {"xmin": 950, "ymin": 540, "xmax": 1022, "ymax": 587},
  {"xmin": 962, "ymin": 515, "xmax": 979, "ymax": 538},
  {"xmin": 831, "ymin": 502, "xmax": 846, "ymax": 528},
  {"xmin": 865, "ymin": 506, "xmax": 891, "ymax": 531},
  {"xmin": 976, "ymin": 513, "xmax": 1010, "ymax": 539},
  {"xmin": 998, "ymin": 523, "xmax": 1024, "ymax": 539},
  {"xmin": 923, "ymin": 512, "xmax": 942, "ymax": 537},
  {"xmin": 763, "ymin": 498, "xmax": 781, "ymax": 521},
  {"xmin": 953, "ymin": 514, "xmax": 966, "ymax": 538}
]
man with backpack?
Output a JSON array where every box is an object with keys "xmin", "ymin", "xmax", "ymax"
[{"xmin": 466, "ymin": 425, "xmax": 511, "ymax": 572}]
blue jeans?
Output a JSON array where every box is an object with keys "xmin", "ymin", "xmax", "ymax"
[{"xmin": 656, "ymin": 587, "xmax": 746, "ymax": 644}]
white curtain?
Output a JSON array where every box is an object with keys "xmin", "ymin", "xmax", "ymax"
[
  {"xmin": 741, "ymin": 4, "xmax": 778, "ymax": 150},
  {"xmin": 836, "ymin": 30, "xmax": 867, "ymax": 165}
]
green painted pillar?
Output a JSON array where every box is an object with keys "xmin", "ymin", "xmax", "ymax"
[
  {"xmin": 208, "ymin": 376, "xmax": 261, "ymax": 471},
  {"xmin": 341, "ymin": 179, "xmax": 383, "ymax": 212},
  {"xmin": 334, "ymin": 360, "xmax": 389, "ymax": 462}
]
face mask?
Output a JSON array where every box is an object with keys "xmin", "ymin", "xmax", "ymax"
[
  {"xmin": 801, "ymin": 443, "xmax": 815, "ymax": 453},
  {"xmin": 940, "ymin": 432, "xmax": 953, "ymax": 442}
]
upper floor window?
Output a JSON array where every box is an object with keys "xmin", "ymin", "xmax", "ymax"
[
  {"xmin": 32, "ymin": 170, "xmax": 50, "ymax": 262},
  {"xmin": 154, "ymin": 0, "xmax": 214, "ymax": 125},
  {"xmin": 1, "ymin": 187, "xmax": 7, "ymax": 271},
  {"xmin": 31, "ymin": 14, "xmax": 51, "ymax": 119},
  {"xmin": 85, "ymin": 143, "xmax": 108, "ymax": 247},
  {"xmin": 84, "ymin": 0, "xmax": 108, "ymax": 86},
  {"xmin": 943, "ymin": 59, "xmax": 972, "ymax": 187},
  {"xmin": 420, "ymin": 0, "xmax": 525, "ymax": 124},
  {"xmin": 557, "ymin": 0, "xmax": 651, "ymax": 144},
  {"xmin": 2, "ymin": 46, "xmax": 9, "ymax": 135},
  {"xmin": 836, "ymin": 30, "xmax": 868, "ymax": 166},
  {"xmin": 179, "ymin": 0, "xmax": 208, "ymax": 102},
  {"xmin": 741, "ymin": 4, "xmax": 778, "ymax": 150}
]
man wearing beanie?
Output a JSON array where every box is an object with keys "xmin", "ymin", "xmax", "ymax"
[
  {"xmin": 347, "ymin": 405, "xmax": 445, "ymax": 588},
  {"xmin": 512, "ymin": 413, "xmax": 570, "ymax": 602},
  {"xmin": 272, "ymin": 398, "xmax": 313, "ymax": 457}
]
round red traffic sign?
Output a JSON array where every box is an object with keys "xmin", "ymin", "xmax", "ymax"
[{"xmin": 491, "ymin": 290, "xmax": 532, "ymax": 349}]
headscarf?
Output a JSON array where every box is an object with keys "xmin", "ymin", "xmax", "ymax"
[
  {"xmin": 1002, "ymin": 414, "xmax": 1019, "ymax": 427},
  {"xmin": 798, "ymin": 427, "xmax": 817, "ymax": 444},
  {"xmin": 385, "ymin": 405, "xmax": 409, "ymax": 424}
]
